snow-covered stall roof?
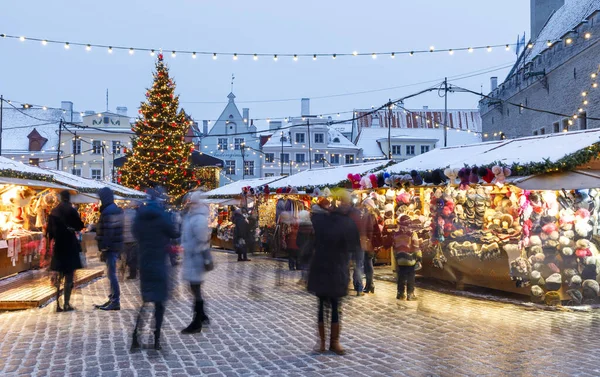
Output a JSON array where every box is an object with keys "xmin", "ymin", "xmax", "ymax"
[
  {"xmin": 204, "ymin": 176, "xmax": 286, "ymax": 197},
  {"xmin": 0, "ymin": 156, "xmax": 54, "ymax": 178},
  {"xmin": 42, "ymin": 169, "xmax": 146, "ymax": 198},
  {"xmin": 387, "ymin": 129, "xmax": 600, "ymax": 173},
  {"xmin": 269, "ymin": 160, "xmax": 391, "ymax": 189},
  {"xmin": 524, "ymin": 0, "xmax": 600, "ymax": 65},
  {"xmin": 356, "ymin": 127, "xmax": 482, "ymax": 159}
]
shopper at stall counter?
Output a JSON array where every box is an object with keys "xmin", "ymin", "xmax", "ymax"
[
  {"xmin": 131, "ymin": 188, "xmax": 179, "ymax": 351},
  {"xmin": 180, "ymin": 191, "xmax": 213, "ymax": 334},
  {"xmin": 47, "ymin": 190, "xmax": 85, "ymax": 312},
  {"xmin": 307, "ymin": 190, "xmax": 360, "ymax": 355},
  {"xmin": 95, "ymin": 187, "xmax": 124, "ymax": 311},
  {"xmin": 393, "ymin": 215, "xmax": 422, "ymax": 301}
]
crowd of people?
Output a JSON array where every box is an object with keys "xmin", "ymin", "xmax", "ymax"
[{"xmin": 47, "ymin": 186, "xmax": 422, "ymax": 355}]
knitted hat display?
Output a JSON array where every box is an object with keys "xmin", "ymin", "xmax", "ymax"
[
  {"xmin": 410, "ymin": 170, "xmax": 423, "ymax": 186},
  {"xmin": 469, "ymin": 166, "xmax": 479, "ymax": 184},
  {"xmin": 458, "ymin": 168, "xmax": 470, "ymax": 190},
  {"xmin": 567, "ymin": 289, "xmax": 583, "ymax": 305},
  {"xmin": 444, "ymin": 168, "xmax": 459, "ymax": 185},
  {"xmin": 531, "ymin": 285, "xmax": 544, "ymax": 298},
  {"xmin": 544, "ymin": 291, "xmax": 561, "ymax": 306},
  {"xmin": 570, "ymin": 275, "xmax": 582, "ymax": 288},
  {"xmin": 431, "ymin": 169, "xmax": 446, "ymax": 185},
  {"xmin": 582, "ymin": 279, "xmax": 600, "ymax": 299},
  {"xmin": 530, "ymin": 270, "xmax": 545, "ymax": 286},
  {"xmin": 545, "ymin": 273, "xmax": 562, "ymax": 291}
]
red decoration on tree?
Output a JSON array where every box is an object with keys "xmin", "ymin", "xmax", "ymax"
[{"xmin": 158, "ymin": 53, "xmax": 163, "ymax": 61}]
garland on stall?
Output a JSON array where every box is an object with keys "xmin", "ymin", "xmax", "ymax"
[{"xmin": 0, "ymin": 169, "xmax": 54, "ymax": 182}]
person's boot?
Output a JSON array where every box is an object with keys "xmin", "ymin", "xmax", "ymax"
[
  {"xmin": 154, "ymin": 330, "xmax": 162, "ymax": 350},
  {"xmin": 181, "ymin": 302, "xmax": 203, "ymax": 334},
  {"xmin": 95, "ymin": 294, "xmax": 113, "ymax": 309},
  {"xmin": 397, "ymin": 292, "xmax": 406, "ymax": 300},
  {"xmin": 329, "ymin": 323, "xmax": 345, "ymax": 355},
  {"xmin": 63, "ymin": 283, "xmax": 75, "ymax": 312},
  {"xmin": 55, "ymin": 288, "xmax": 63, "ymax": 313},
  {"xmin": 130, "ymin": 329, "xmax": 141, "ymax": 352},
  {"xmin": 99, "ymin": 301, "xmax": 120, "ymax": 311},
  {"xmin": 313, "ymin": 322, "xmax": 326, "ymax": 353},
  {"xmin": 407, "ymin": 293, "xmax": 418, "ymax": 301},
  {"xmin": 198, "ymin": 300, "xmax": 210, "ymax": 325}
]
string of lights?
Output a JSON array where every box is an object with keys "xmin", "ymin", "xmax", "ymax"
[{"xmin": 2, "ymin": 33, "xmax": 518, "ymax": 61}]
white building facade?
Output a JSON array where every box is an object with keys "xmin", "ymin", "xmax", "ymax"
[{"xmin": 200, "ymin": 93, "xmax": 261, "ymax": 186}]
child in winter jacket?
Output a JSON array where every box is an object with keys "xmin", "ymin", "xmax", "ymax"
[{"xmin": 393, "ymin": 215, "xmax": 422, "ymax": 301}]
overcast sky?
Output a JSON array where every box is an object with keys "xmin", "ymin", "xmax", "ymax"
[{"xmin": 0, "ymin": 1, "xmax": 529, "ymax": 128}]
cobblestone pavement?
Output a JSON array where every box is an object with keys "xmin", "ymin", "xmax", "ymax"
[{"xmin": 1, "ymin": 251, "xmax": 600, "ymax": 377}]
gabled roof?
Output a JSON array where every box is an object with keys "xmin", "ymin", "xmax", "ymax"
[
  {"xmin": 261, "ymin": 126, "xmax": 359, "ymax": 149},
  {"xmin": 0, "ymin": 108, "xmax": 82, "ymax": 152},
  {"xmin": 204, "ymin": 176, "xmax": 286, "ymax": 197},
  {"xmin": 524, "ymin": 0, "xmax": 600, "ymax": 65},
  {"xmin": 207, "ymin": 92, "xmax": 244, "ymax": 135},
  {"xmin": 356, "ymin": 127, "xmax": 481, "ymax": 159},
  {"xmin": 387, "ymin": 128, "xmax": 600, "ymax": 173}
]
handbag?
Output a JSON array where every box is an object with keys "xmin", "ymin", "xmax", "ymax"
[{"xmin": 202, "ymin": 246, "xmax": 214, "ymax": 272}]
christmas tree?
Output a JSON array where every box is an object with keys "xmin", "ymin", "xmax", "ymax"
[{"xmin": 120, "ymin": 53, "xmax": 197, "ymax": 203}]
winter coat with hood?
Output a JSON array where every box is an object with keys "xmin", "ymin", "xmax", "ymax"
[
  {"xmin": 181, "ymin": 202, "xmax": 213, "ymax": 283},
  {"xmin": 48, "ymin": 200, "xmax": 85, "ymax": 273},
  {"xmin": 307, "ymin": 204, "xmax": 360, "ymax": 298},
  {"xmin": 96, "ymin": 188, "xmax": 124, "ymax": 253},
  {"xmin": 233, "ymin": 211, "xmax": 250, "ymax": 244},
  {"xmin": 133, "ymin": 199, "xmax": 179, "ymax": 302}
]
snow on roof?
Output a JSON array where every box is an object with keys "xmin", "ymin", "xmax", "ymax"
[
  {"xmin": 0, "ymin": 156, "xmax": 53, "ymax": 177},
  {"xmin": 0, "ymin": 108, "xmax": 82, "ymax": 152},
  {"xmin": 43, "ymin": 169, "xmax": 105, "ymax": 190},
  {"xmin": 204, "ymin": 176, "xmax": 286, "ymax": 197},
  {"xmin": 332, "ymin": 123, "xmax": 352, "ymax": 133},
  {"xmin": 355, "ymin": 109, "xmax": 481, "ymax": 131},
  {"xmin": 524, "ymin": 0, "xmax": 600, "ymax": 64},
  {"xmin": 261, "ymin": 126, "xmax": 358, "ymax": 149},
  {"xmin": 270, "ymin": 160, "xmax": 390, "ymax": 189},
  {"xmin": 356, "ymin": 127, "xmax": 482, "ymax": 158},
  {"xmin": 388, "ymin": 128, "xmax": 600, "ymax": 173}
]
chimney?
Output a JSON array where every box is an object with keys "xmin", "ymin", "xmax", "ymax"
[
  {"xmin": 61, "ymin": 101, "xmax": 73, "ymax": 121},
  {"xmin": 243, "ymin": 108, "xmax": 249, "ymax": 125},
  {"xmin": 423, "ymin": 106, "xmax": 429, "ymax": 110},
  {"xmin": 301, "ymin": 98, "xmax": 310, "ymax": 116},
  {"xmin": 530, "ymin": 0, "xmax": 564, "ymax": 40},
  {"xmin": 116, "ymin": 106, "xmax": 127, "ymax": 116},
  {"xmin": 491, "ymin": 77, "xmax": 498, "ymax": 91},
  {"xmin": 270, "ymin": 121, "xmax": 282, "ymax": 131},
  {"xmin": 202, "ymin": 120, "xmax": 208, "ymax": 135}
]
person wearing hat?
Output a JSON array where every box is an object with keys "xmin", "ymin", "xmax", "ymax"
[
  {"xmin": 393, "ymin": 215, "xmax": 422, "ymax": 300},
  {"xmin": 361, "ymin": 199, "xmax": 382, "ymax": 294},
  {"xmin": 95, "ymin": 187, "xmax": 124, "ymax": 311},
  {"xmin": 47, "ymin": 190, "xmax": 85, "ymax": 312},
  {"xmin": 233, "ymin": 208, "xmax": 251, "ymax": 261}
]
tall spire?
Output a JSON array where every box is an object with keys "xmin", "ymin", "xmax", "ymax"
[
  {"xmin": 227, "ymin": 92, "xmax": 236, "ymax": 103},
  {"xmin": 230, "ymin": 73, "xmax": 235, "ymax": 93}
]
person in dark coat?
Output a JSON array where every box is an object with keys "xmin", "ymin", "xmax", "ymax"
[
  {"xmin": 130, "ymin": 190, "xmax": 178, "ymax": 351},
  {"xmin": 95, "ymin": 187, "xmax": 124, "ymax": 311},
  {"xmin": 233, "ymin": 209, "xmax": 250, "ymax": 261},
  {"xmin": 307, "ymin": 192, "xmax": 360, "ymax": 355},
  {"xmin": 47, "ymin": 190, "xmax": 85, "ymax": 312}
]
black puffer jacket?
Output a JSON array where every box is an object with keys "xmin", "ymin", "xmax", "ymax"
[
  {"xmin": 96, "ymin": 188, "xmax": 124, "ymax": 253},
  {"xmin": 48, "ymin": 201, "xmax": 85, "ymax": 273},
  {"xmin": 307, "ymin": 206, "xmax": 360, "ymax": 298}
]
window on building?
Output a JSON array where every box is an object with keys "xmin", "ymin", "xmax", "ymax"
[
  {"xmin": 580, "ymin": 112, "xmax": 588, "ymax": 130},
  {"xmin": 406, "ymin": 145, "xmax": 415, "ymax": 156},
  {"xmin": 225, "ymin": 160, "xmax": 236, "ymax": 175},
  {"xmin": 391, "ymin": 145, "xmax": 402, "ymax": 155},
  {"xmin": 562, "ymin": 118, "xmax": 570, "ymax": 131},
  {"xmin": 421, "ymin": 145, "xmax": 430, "ymax": 154},
  {"xmin": 92, "ymin": 140, "xmax": 102, "ymax": 154},
  {"xmin": 314, "ymin": 133, "xmax": 324, "ymax": 143},
  {"xmin": 112, "ymin": 141, "xmax": 121, "ymax": 155},
  {"xmin": 540, "ymin": 128, "xmax": 546, "ymax": 135},
  {"xmin": 91, "ymin": 169, "xmax": 102, "ymax": 180},
  {"xmin": 218, "ymin": 138, "xmax": 228, "ymax": 150},
  {"xmin": 330, "ymin": 154, "xmax": 340, "ymax": 164},
  {"xmin": 72, "ymin": 168, "xmax": 82, "ymax": 176},
  {"xmin": 72, "ymin": 139, "xmax": 81, "ymax": 155},
  {"xmin": 244, "ymin": 161, "xmax": 254, "ymax": 176},
  {"xmin": 314, "ymin": 153, "xmax": 324, "ymax": 163},
  {"xmin": 29, "ymin": 158, "xmax": 39, "ymax": 166},
  {"xmin": 295, "ymin": 153, "xmax": 305, "ymax": 163},
  {"xmin": 265, "ymin": 153, "xmax": 275, "ymax": 163},
  {"xmin": 553, "ymin": 122, "xmax": 560, "ymax": 133},
  {"xmin": 295, "ymin": 133, "xmax": 305, "ymax": 144},
  {"xmin": 533, "ymin": 130, "xmax": 539, "ymax": 136},
  {"xmin": 333, "ymin": 138, "xmax": 340, "ymax": 143},
  {"xmin": 345, "ymin": 155, "xmax": 354, "ymax": 164},
  {"xmin": 234, "ymin": 138, "xmax": 245, "ymax": 150},
  {"xmin": 507, "ymin": 108, "xmax": 510, "ymax": 116},
  {"xmin": 103, "ymin": 116, "xmax": 110, "ymax": 124},
  {"xmin": 265, "ymin": 173, "xmax": 275, "ymax": 177},
  {"xmin": 280, "ymin": 153, "xmax": 290, "ymax": 163}
]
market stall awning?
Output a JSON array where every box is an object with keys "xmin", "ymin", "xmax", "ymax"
[
  {"xmin": 513, "ymin": 170, "xmax": 600, "ymax": 190},
  {"xmin": 387, "ymin": 128, "xmax": 600, "ymax": 174},
  {"xmin": 204, "ymin": 176, "xmax": 286, "ymax": 198},
  {"xmin": 0, "ymin": 177, "xmax": 74, "ymax": 191},
  {"xmin": 71, "ymin": 193, "xmax": 99, "ymax": 204},
  {"xmin": 269, "ymin": 160, "xmax": 391, "ymax": 189}
]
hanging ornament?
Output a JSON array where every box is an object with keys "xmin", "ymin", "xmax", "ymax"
[{"xmin": 158, "ymin": 53, "xmax": 163, "ymax": 61}]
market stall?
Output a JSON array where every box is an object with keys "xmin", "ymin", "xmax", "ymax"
[{"xmin": 384, "ymin": 129, "xmax": 600, "ymax": 304}]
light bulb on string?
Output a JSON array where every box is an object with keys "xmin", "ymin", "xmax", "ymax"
[
  {"xmin": 313, "ymin": 54, "xmax": 317, "ymax": 60},
  {"xmin": 391, "ymin": 52, "xmax": 395, "ymax": 58},
  {"xmin": 429, "ymin": 46, "xmax": 435, "ymax": 52},
  {"xmin": 64, "ymin": 42, "xmax": 70, "ymax": 49},
  {"xmin": 253, "ymin": 54, "xmax": 258, "ymax": 60},
  {"xmin": 332, "ymin": 54, "xmax": 336, "ymax": 59},
  {"xmin": 273, "ymin": 54, "xmax": 278, "ymax": 61},
  {"xmin": 352, "ymin": 51, "xmax": 358, "ymax": 56},
  {"xmin": 566, "ymin": 38, "xmax": 573, "ymax": 45},
  {"xmin": 448, "ymin": 49, "xmax": 454, "ymax": 55},
  {"xmin": 171, "ymin": 51, "xmax": 176, "ymax": 58},
  {"xmin": 372, "ymin": 53, "xmax": 377, "ymax": 59},
  {"xmin": 233, "ymin": 53, "xmax": 238, "ymax": 60},
  {"xmin": 41, "ymin": 40, "xmax": 47, "ymax": 46},
  {"xmin": 293, "ymin": 54, "xmax": 298, "ymax": 61},
  {"xmin": 19, "ymin": 36, "xmax": 25, "ymax": 42},
  {"xmin": 150, "ymin": 49, "xmax": 155, "ymax": 56},
  {"xmin": 486, "ymin": 46, "xmax": 492, "ymax": 52},
  {"xmin": 468, "ymin": 47, "xmax": 474, "ymax": 53},
  {"xmin": 585, "ymin": 32, "xmax": 592, "ymax": 39},
  {"xmin": 409, "ymin": 51, "xmax": 414, "ymax": 56},
  {"xmin": 192, "ymin": 52, "xmax": 196, "ymax": 59},
  {"xmin": 505, "ymin": 44, "xmax": 510, "ymax": 51},
  {"xmin": 212, "ymin": 53, "xmax": 217, "ymax": 60},
  {"xmin": 108, "ymin": 46, "xmax": 113, "ymax": 54},
  {"xmin": 129, "ymin": 48, "xmax": 134, "ymax": 55}
]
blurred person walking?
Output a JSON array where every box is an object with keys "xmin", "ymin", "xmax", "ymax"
[
  {"xmin": 233, "ymin": 209, "xmax": 250, "ymax": 261},
  {"xmin": 307, "ymin": 191, "xmax": 360, "ymax": 355},
  {"xmin": 95, "ymin": 187, "xmax": 124, "ymax": 311},
  {"xmin": 180, "ymin": 192, "xmax": 213, "ymax": 334},
  {"xmin": 296, "ymin": 210, "xmax": 314, "ymax": 285},
  {"xmin": 131, "ymin": 189, "xmax": 179, "ymax": 351},
  {"xmin": 123, "ymin": 204, "xmax": 139, "ymax": 280},
  {"xmin": 47, "ymin": 190, "xmax": 85, "ymax": 312},
  {"xmin": 393, "ymin": 215, "xmax": 422, "ymax": 300},
  {"xmin": 361, "ymin": 199, "xmax": 382, "ymax": 293}
]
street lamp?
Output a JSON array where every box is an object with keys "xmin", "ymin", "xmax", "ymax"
[
  {"xmin": 280, "ymin": 131, "xmax": 285, "ymax": 176},
  {"xmin": 112, "ymin": 141, "xmax": 121, "ymax": 182},
  {"xmin": 241, "ymin": 142, "xmax": 246, "ymax": 179}
]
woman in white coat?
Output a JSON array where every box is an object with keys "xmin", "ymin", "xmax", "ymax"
[{"xmin": 181, "ymin": 191, "xmax": 214, "ymax": 334}]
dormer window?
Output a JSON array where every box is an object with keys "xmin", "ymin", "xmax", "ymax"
[{"xmin": 333, "ymin": 137, "xmax": 340, "ymax": 143}]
